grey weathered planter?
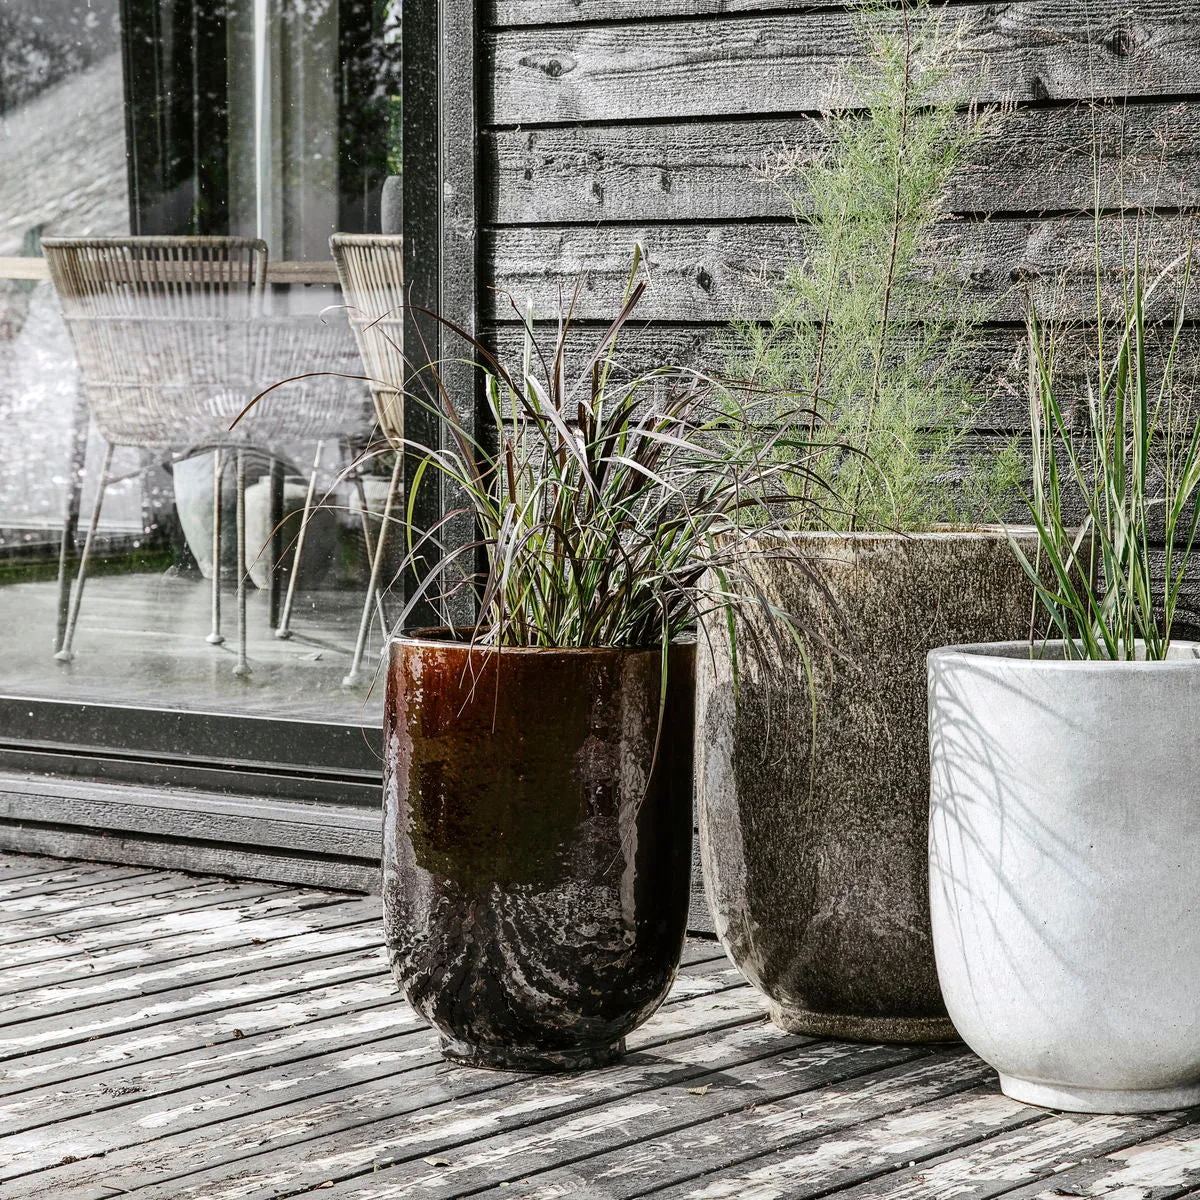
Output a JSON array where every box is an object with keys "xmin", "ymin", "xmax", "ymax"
[
  {"xmin": 243, "ymin": 474, "xmax": 338, "ymax": 590},
  {"xmin": 929, "ymin": 641, "xmax": 1200, "ymax": 1112},
  {"xmin": 697, "ymin": 529, "xmax": 1039, "ymax": 1042}
]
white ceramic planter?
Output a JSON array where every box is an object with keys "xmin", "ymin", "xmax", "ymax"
[{"xmin": 928, "ymin": 641, "xmax": 1200, "ymax": 1113}]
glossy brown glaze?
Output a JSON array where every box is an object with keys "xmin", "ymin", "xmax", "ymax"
[{"xmin": 383, "ymin": 636, "xmax": 695, "ymax": 1071}]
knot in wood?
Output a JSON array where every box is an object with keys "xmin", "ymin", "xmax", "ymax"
[
  {"xmin": 519, "ymin": 53, "xmax": 576, "ymax": 80},
  {"xmin": 1110, "ymin": 27, "xmax": 1135, "ymax": 57}
]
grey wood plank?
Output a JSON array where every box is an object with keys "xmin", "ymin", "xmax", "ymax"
[
  {"xmin": 786, "ymin": 1107, "xmax": 1197, "ymax": 1200},
  {"xmin": 0, "ymin": 871, "xmax": 203, "ymax": 925},
  {"xmin": 8, "ymin": 971, "xmax": 765, "ymax": 1199},
  {"xmin": 314, "ymin": 1044, "xmax": 960, "ymax": 1200},
  {"xmin": 487, "ymin": 3, "xmax": 1200, "ymax": 127},
  {"xmin": 487, "ymin": 0, "xmax": 833, "ymax": 26},
  {"xmin": 0, "ymin": 941, "xmax": 390, "ymax": 1062},
  {"xmin": 0, "ymin": 996, "xmax": 413, "ymax": 1137},
  {"xmin": 0, "ymin": 781, "xmax": 381, "ymax": 859},
  {"xmin": 487, "ymin": 100, "xmax": 1200, "ymax": 225},
  {"xmin": 0, "ymin": 1019, "xmax": 431, "ymax": 1180},
  {"xmin": 0, "ymin": 889, "xmax": 355, "ymax": 996},
  {"xmin": 0, "ymin": 940, "xmax": 727, "ymax": 1137},
  {"xmin": 635, "ymin": 1091, "xmax": 1184, "ymax": 1199},
  {"xmin": 0, "ymin": 864, "xmax": 154, "ymax": 902},
  {"xmin": 0, "ymin": 878, "xmax": 285, "ymax": 950},
  {"xmin": 0, "ymin": 824, "xmax": 380, "ymax": 893},
  {"xmin": 688, "ymin": 841, "xmax": 714, "ymax": 937},
  {"xmin": 0, "ymin": 884, "xmax": 347, "ymax": 976},
  {"xmin": 984, "ymin": 1117, "xmax": 1200, "ymax": 1199},
  {"xmin": 485, "ymin": 213, "xmax": 1198, "ymax": 325},
  {"xmin": 0, "ymin": 935, "xmax": 721, "ymax": 1089},
  {"xmin": 0, "ymin": 855, "xmax": 69, "ymax": 881},
  {"xmin": 0, "ymin": 905, "xmax": 379, "ymax": 1027},
  {"xmin": 0, "ymin": 971, "xmax": 399, "ymax": 1096},
  {"xmin": 485, "ymin": 320, "xmax": 1041, "ymax": 430},
  {"xmin": 486, "ymin": 1055, "xmax": 991, "ymax": 1199},
  {"xmin": 35, "ymin": 989, "xmax": 781, "ymax": 1200},
  {"xmin": 680, "ymin": 942, "xmax": 725, "ymax": 969}
]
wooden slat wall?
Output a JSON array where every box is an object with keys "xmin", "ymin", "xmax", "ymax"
[
  {"xmin": 475, "ymin": 0, "xmax": 1200, "ymax": 938},
  {"xmin": 487, "ymin": 3, "xmax": 1200, "ymax": 122},
  {"xmin": 479, "ymin": 0, "xmax": 1200, "ymax": 432}
]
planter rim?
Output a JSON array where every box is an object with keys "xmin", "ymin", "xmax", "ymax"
[
  {"xmin": 746, "ymin": 524, "xmax": 1039, "ymax": 544},
  {"xmin": 929, "ymin": 638, "xmax": 1200, "ymax": 670},
  {"xmin": 389, "ymin": 630, "xmax": 694, "ymax": 657}
]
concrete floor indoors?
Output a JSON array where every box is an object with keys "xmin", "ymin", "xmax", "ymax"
[{"xmin": 0, "ymin": 572, "xmax": 388, "ymax": 722}]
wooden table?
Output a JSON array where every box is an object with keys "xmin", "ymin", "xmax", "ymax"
[{"xmin": 0, "ymin": 850, "xmax": 1198, "ymax": 1198}]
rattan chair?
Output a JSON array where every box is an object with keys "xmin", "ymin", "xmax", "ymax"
[
  {"xmin": 330, "ymin": 233, "xmax": 406, "ymax": 687},
  {"xmin": 45, "ymin": 236, "xmax": 375, "ymax": 675}
]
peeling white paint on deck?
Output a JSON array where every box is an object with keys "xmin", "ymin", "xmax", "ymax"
[{"xmin": 1, "ymin": 853, "xmax": 1196, "ymax": 1200}]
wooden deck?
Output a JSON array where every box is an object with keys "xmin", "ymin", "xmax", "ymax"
[{"xmin": 1, "ymin": 851, "xmax": 1198, "ymax": 1200}]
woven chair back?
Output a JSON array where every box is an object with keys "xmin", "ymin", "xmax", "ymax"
[
  {"xmin": 330, "ymin": 234, "xmax": 405, "ymax": 443},
  {"xmin": 44, "ymin": 237, "xmax": 372, "ymax": 448}
]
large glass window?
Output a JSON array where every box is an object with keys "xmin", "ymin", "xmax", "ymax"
[{"xmin": 0, "ymin": 0, "xmax": 404, "ymax": 732}]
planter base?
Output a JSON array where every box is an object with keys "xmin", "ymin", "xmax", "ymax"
[
  {"xmin": 999, "ymin": 1074, "xmax": 1200, "ymax": 1114},
  {"xmin": 439, "ymin": 1035, "xmax": 626, "ymax": 1073},
  {"xmin": 769, "ymin": 1001, "xmax": 959, "ymax": 1045}
]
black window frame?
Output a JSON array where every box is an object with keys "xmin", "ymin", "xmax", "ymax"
[{"xmin": 0, "ymin": 0, "xmax": 478, "ymax": 829}]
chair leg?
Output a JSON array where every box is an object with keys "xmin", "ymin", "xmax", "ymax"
[
  {"xmin": 233, "ymin": 449, "xmax": 251, "ymax": 677},
  {"xmin": 275, "ymin": 440, "xmax": 323, "ymax": 640},
  {"xmin": 55, "ymin": 441, "xmax": 115, "ymax": 664},
  {"xmin": 343, "ymin": 452, "xmax": 401, "ymax": 688},
  {"xmin": 54, "ymin": 396, "xmax": 90, "ymax": 654},
  {"xmin": 267, "ymin": 457, "xmax": 285, "ymax": 628},
  {"xmin": 349, "ymin": 456, "xmax": 390, "ymax": 642},
  {"xmin": 206, "ymin": 449, "xmax": 225, "ymax": 645}
]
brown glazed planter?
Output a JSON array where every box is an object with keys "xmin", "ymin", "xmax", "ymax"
[
  {"xmin": 696, "ymin": 529, "xmax": 1040, "ymax": 1043},
  {"xmin": 383, "ymin": 634, "xmax": 695, "ymax": 1071}
]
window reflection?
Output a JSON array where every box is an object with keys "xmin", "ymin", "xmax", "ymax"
[{"xmin": 0, "ymin": 0, "xmax": 404, "ymax": 720}]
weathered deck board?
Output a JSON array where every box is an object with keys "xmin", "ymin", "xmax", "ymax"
[
  {"xmin": 2, "ymin": 851, "xmax": 1199, "ymax": 1200},
  {"xmin": 0, "ymin": 865, "xmax": 154, "ymax": 902},
  {"xmin": 993, "ymin": 1120, "xmax": 1200, "ymax": 1199},
  {"xmin": 0, "ymin": 877, "xmax": 283, "ymax": 948},
  {"xmin": 0, "ymin": 854, "xmax": 83, "ymax": 881},
  {"xmin": 9, "ymin": 990, "xmax": 771, "ymax": 1200},
  {"xmin": 0, "ymin": 909, "xmax": 381, "ymax": 1026},
  {"xmin": 311, "ymin": 1043, "xmax": 950, "ymax": 1200},
  {"xmin": 0, "ymin": 973, "xmax": 399, "ymax": 1094},
  {"xmin": 0, "ymin": 888, "xmax": 358, "ymax": 994},
  {"xmin": 0, "ymin": 871, "xmax": 215, "ymax": 929},
  {"xmin": 802, "ymin": 1107, "xmax": 1199, "ymax": 1200},
  {"xmin": 0, "ymin": 941, "xmax": 390, "ymax": 1061},
  {"xmin": 494, "ymin": 1051, "xmax": 990, "ymax": 1200}
]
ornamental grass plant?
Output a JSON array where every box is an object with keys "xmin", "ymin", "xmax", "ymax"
[
  {"xmin": 725, "ymin": 0, "xmax": 1020, "ymax": 532},
  {"xmin": 1014, "ymin": 239, "xmax": 1200, "ymax": 660},
  {"xmin": 244, "ymin": 250, "xmax": 839, "ymax": 667}
]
